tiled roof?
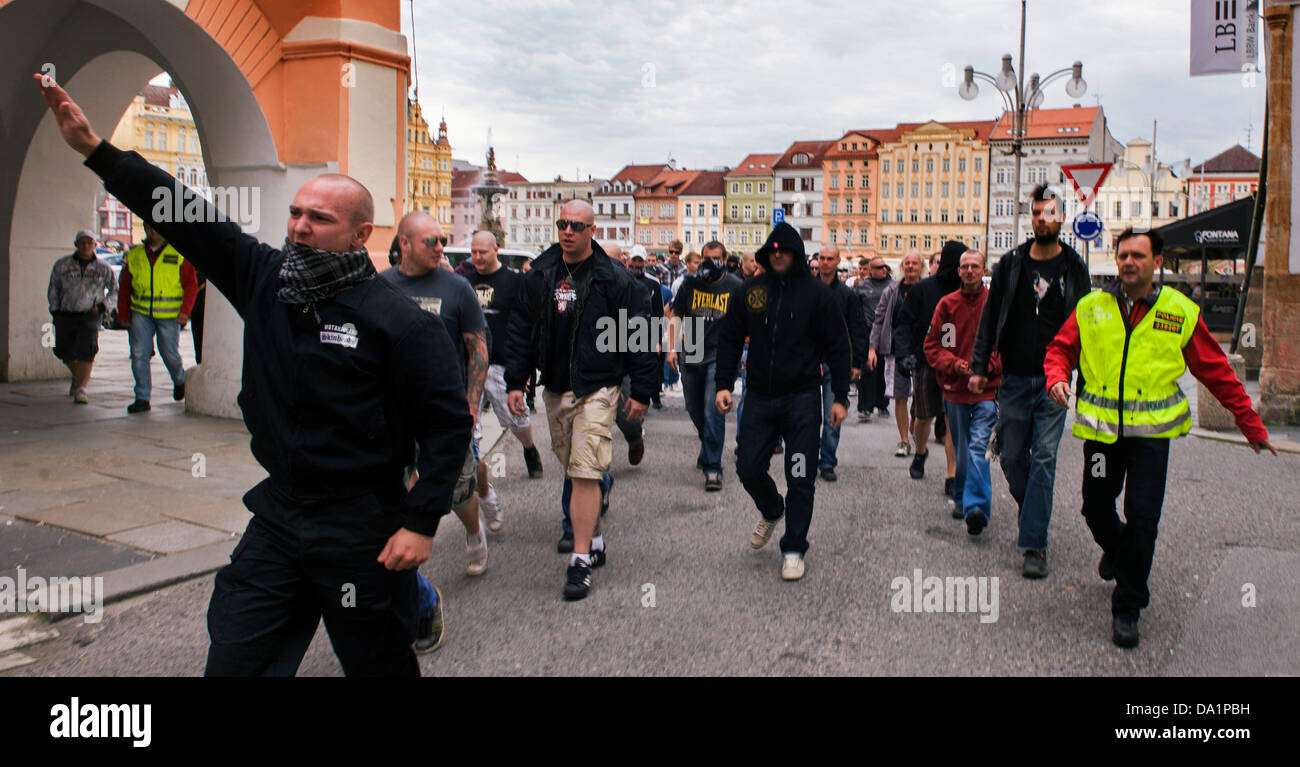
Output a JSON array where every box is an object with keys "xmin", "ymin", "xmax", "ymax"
[
  {"xmin": 639, "ymin": 168, "xmax": 701, "ymax": 195},
  {"xmin": 679, "ymin": 170, "xmax": 727, "ymax": 196},
  {"xmin": 1192, "ymin": 145, "xmax": 1262, "ymax": 174},
  {"xmin": 990, "ymin": 105, "xmax": 1099, "ymax": 141},
  {"xmin": 728, "ymin": 153, "xmax": 782, "ymax": 176},
  {"xmin": 775, "ymin": 140, "xmax": 835, "ymax": 169}
]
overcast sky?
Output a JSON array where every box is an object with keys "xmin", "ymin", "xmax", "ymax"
[{"xmin": 403, "ymin": 0, "xmax": 1266, "ymax": 182}]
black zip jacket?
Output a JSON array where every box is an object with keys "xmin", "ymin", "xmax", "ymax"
[
  {"xmin": 894, "ymin": 240, "xmax": 965, "ymax": 369},
  {"xmin": 970, "ymin": 239, "xmax": 1090, "ymax": 378},
  {"xmin": 714, "ymin": 223, "xmax": 852, "ymax": 405},
  {"xmin": 503, "ymin": 242, "xmax": 659, "ymax": 403},
  {"xmin": 825, "ymin": 276, "xmax": 870, "ymax": 370},
  {"xmin": 84, "ymin": 142, "xmax": 471, "ymax": 536}
]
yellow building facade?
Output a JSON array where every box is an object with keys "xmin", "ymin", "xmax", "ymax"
[{"xmin": 407, "ymin": 100, "xmax": 453, "ymax": 224}]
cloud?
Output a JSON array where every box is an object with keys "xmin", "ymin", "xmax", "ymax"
[{"xmin": 407, "ymin": 0, "xmax": 1265, "ymax": 181}]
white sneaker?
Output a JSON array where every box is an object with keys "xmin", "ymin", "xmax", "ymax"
[
  {"xmin": 465, "ymin": 525, "xmax": 488, "ymax": 576},
  {"xmin": 480, "ymin": 487, "xmax": 503, "ymax": 532},
  {"xmin": 781, "ymin": 553, "xmax": 806, "ymax": 581},
  {"xmin": 73, "ymin": 388, "xmax": 89, "ymax": 405},
  {"xmin": 750, "ymin": 519, "xmax": 777, "ymax": 549}
]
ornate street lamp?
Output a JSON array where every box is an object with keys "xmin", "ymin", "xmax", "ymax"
[{"xmin": 960, "ymin": 0, "xmax": 1086, "ymax": 247}]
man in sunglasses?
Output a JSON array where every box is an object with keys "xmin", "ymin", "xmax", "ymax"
[
  {"xmin": 382, "ymin": 213, "xmax": 492, "ymax": 581},
  {"xmin": 505, "ymin": 200, "xmax": 658, "ymax": 601},
  {"xmin": 664, "ymin": 240, "xmax": 687, "ymax": 286}
]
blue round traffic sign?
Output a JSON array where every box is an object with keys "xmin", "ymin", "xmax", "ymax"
[{"xmin": 1072, "ymin": 211, "xmax": 1103, "ymax": 241}]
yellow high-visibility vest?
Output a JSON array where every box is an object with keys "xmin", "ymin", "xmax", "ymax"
[
  {"xmin": 1073, "ymin": 286, "xmax": 1200, "ymax": 443},
  {"xmin": 125, "ymin": 243, "xmax": 186, "ymax": 319}
]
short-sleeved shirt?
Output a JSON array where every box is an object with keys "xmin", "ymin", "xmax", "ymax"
[
  {"xmin": 467, "ymin": 265, "xmax": 523, "ymax": 366},
  {"xmin": 671, "ymin": 272, "xmax": 743, "ymax": 366},
  {"xmin": 380, "ymin": 266, "xmax": 486, "ymax": 385}
]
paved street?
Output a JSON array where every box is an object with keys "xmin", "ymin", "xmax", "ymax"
[{"xmin": 2, "ymin": 343, "xmax": 1298, "ymax": 675}]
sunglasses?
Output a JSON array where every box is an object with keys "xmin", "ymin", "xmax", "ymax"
[
  {"xmin": 669, "ymin": 250, "xmax": 682, "ymax": 255},
  {"xmin": 422, "ymin": 236, "xmax": 449, "ymax": 248},
  {"xmin": 555, "ymin": 220, "xmax": 591, "ymax": 232}
]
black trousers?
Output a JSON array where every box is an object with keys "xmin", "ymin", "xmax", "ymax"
[
  {"xmin": 1081, "ymin": 437, "xmax": 1171, "ymax": 618},
  {"xmin": 856, "ymin": 361, "xmax": 888, "ymax": 414},
  {"xmin": 191, "ymin": 285, "xmax": 205, "ymax": 365},
  {"xmin": 204, "ymin": 480, "xmax": 420, "ymax": 677},
  {"xmin": 735, "ymin": 387, "xmax": 821, "ymax": 555}
]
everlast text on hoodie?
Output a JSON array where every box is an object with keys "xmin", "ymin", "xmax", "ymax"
[{"xmin": 714, "ymin": 222, "xmax": 852, "ymax": 405}]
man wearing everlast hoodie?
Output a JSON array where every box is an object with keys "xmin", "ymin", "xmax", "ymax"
[
  {"xmin": 969, "ymin": 184, "xmax": 1091, "ymax": 579},
  {"xmin": 715, "ymin": 223, "xmax": 852, "ymax": 581},
  {"xmin": 895, "ymin": 240, "xmax": 965, "ymax": 489},
  {"xmin": 504, "ymin": 200, "xmax": 658, "ymax": 601}
]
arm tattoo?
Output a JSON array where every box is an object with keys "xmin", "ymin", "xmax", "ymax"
[{"xmin": 464, "ymin": 328, "xmax": 488, "ymax": 409}]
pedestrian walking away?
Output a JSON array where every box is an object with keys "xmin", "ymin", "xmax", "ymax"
[
  {"xmin": 1045, "ymin": 227, "xmax": 1275, "ymax": 649},
  {"xmin": 668, "ymin": 241, "xmax": 742, "ymax": 491},
  {"xmin": 970, "ymin": 184, "xmax": 1092, "ymax": 578},
  {"xmin": 924, "ymin": 250, "xmax": 1001, "ymax": 537},
  {"xmin": 814, "ymin": 245, "xmax": 870, "ymax": 482},
  {"xmin": 382, "ymin": 213, "xmax": 492, "ymax": 579},
  {"xmin": 118, "ymin": 221, "xmax": 198, "ymax": 413},
  {"xmin": 504, "ymin": 200, "xmax": 658, "ymax": 601},
  {"xmin": 35, "ymin": 75, "xmax": 472, "ymax": 676},
  {"xmin": 47, "ymin": 229, "xmax": 116, "ymax": 404},
  {"xmin": 715, "ymin": 222, "xmax": 851, "ymax": 582}
]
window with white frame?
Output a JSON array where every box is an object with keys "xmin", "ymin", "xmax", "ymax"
[
  {"xmin": 757, "ymin": 204, "xmax": 767, "ymax": 220},
  {"xmin": 744, "ymin": 182, "xmax": 753, "ymax": 194},
  {"xmin": 711, "ymin": 202, "xmax": 719, "ymax": 217},
  {"xmin": 956, "ymin": 209, "xmax": 965, "ymax": 223},
  {"xmin": 758, "ymin": 183, "xmax": 767, "ymax": 194},
  {"xmin": 660, "ymin": 203, "xmax": 672, "ymax": 218}
]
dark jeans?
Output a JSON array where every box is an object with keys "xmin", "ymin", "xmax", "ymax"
[
  {"xmin": 735, "ymin": 387, "xmax": 821, "ymax": 555},
  {"xmin": 614, "ymin": 376, "xmax": 644, "ymax": 445},
  {"xmin": 1081, "ymin": 437, "xmax": 1170, "ymax": 619},
  {"xmin": 819, "ymin": 369, "xmax": 840, "ymax": 471},
  {"xmin": 205, "ymin": 482, "xmax": 419, "ymax": 677},
  {"xmin": 997, "ymin": 373, "xmax": 1068, "ymax": 552},
  {"xmin": 856, "ymin": 361, "xmax": 888, "ymax": 414},
  {"xmin": 682, "ymin": 361, "xmax": 725, "ymax": 472}
]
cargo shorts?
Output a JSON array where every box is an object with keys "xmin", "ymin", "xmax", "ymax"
[{"xmin": 543, "ymin": 385, "xmax": 620, "ymax": 480}]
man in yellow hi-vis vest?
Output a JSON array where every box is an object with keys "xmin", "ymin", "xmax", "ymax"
[
  {"xmin": 1045, "ymin": 227, "xmax": 1274, "ymax": 648},
  {"xmin": 117, "ymin": 222, "xmax": 197, "ymax": 413}
]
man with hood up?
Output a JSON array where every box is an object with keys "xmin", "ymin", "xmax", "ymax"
[
  {"xmin": 714, "ymin": 223, "xmax": 852, "ymax": 581},
  {"xmin": 895, "ymin": 240, "xmax": 964, "ymax": 490}
]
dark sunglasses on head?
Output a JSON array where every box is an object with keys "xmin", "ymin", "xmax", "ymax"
[
  {"xmin": 555, "ymin": 220, "xmax": 590, "ymax": 232},
  {"xmin": 423, "ymin": 236, "xmax": 449, "ymax": 247}
]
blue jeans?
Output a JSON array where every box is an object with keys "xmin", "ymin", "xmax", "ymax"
[
  {"xmin": 128, "ymin": 313, "xmax": 185, "ymax": 402},
  {"xmin": 818, "ymin": 369, "xmax": 840, "ymax": 471},
  {"xmin": 997, "ymin": 374, "xmax": 1068, "ymax": 552},
  {"xmin": 735, "ymin": 387, "xmax": 821, "ymax": 555},
  {"xmin": 662, "ymin": 357, "xmax": 679, "ymax": 387},
  {"xmin": 945, "ymin": 399, "xmax": 997, "ymax": 522},
  {"xmin": 561, "ymin": 472, "xmax": 611, "ymax": 534},
  {"xmin": 682, "ymin": 361, "xmax": 725, "ymax": 472}
]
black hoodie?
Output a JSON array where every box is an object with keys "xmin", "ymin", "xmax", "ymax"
[
  {"xmin": 894, "ymin": 239, "xmax": 967, "ymax": 367},
  {"xmin": 714, "ymin": 223, "xmax": 852, "ymax": 405}
]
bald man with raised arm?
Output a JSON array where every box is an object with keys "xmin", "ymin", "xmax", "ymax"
[{"xmin": 34, "ymin": 75, "xmax": 471, "ymax": 676}]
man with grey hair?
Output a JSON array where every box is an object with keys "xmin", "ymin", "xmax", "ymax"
[
  {"xmin": 871, "ymin": 250, "xmax": 923, "ymax": 456},
  {"xmin": 48, "ymin": 229, "xmax": 116, "ymax": 403},
  {"xmin": 36, "ymin": 75, "xmax": 470, "ymax": 676}
]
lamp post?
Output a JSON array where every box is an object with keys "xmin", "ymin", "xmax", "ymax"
[{"xmin": 960, "ymin": 0, "xmax": 1087, "ymax": 248}]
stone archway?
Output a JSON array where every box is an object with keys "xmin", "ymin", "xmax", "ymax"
[{"xmin": 0, "ymin": 0, "xmax": 409, "ymax": 417}]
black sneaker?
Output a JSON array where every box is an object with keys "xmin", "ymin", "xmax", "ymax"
[
  {"xmin": 1112, "ymin": 614, "xmax": 1140, "ymax": 648},
  {"xmin": 943, "ymin": 477, "xmax": 954, "ymax": 498},
  {"xmin": 563, "ymin": 560, "xmax": 593, "ymax": 601},
  {"xmin": 909, "ymin": 451, "xmax": 927, "ymax": 480},
  {"xmin": 1022, "ymin": 550, "xmax": 1048, "ymax": 579},
  {"xmin": 412, "ymin": 586, "xmax": 445, "ymax": 655},
  {"xmin": 600, "ymin": 475, "xmax": 614, "ymax": 517},
  {"xmin": 819, "ymin": 468, "xmax": 837, "ymax": 482},
  {"xmin": 1098, "ymin": 552, "xmax": 1117, "ymax": 581},
  {"xmin": 556, "ymin": 530, "xmax": 574, "ymax": 553},
  {"xmin": 127, "ymin": 399, "xmax": 151, "ymax": 414},
  {"xmin": 704, "ymin": 471, "xmax": 722, "ymax": 492},
  {"xmin": 173, "ymin": 381, "xmax": 185, "ymax": 401},
  {"xmin": 951, "ymin": 506, "xmax": 964, "ymax": 520},
  {"xmin": 966, "ymin": 513, "xmax": 987, "ymax": 536},
  {"xmin": 590, "ymin": 547, "xmax": 607, "ymax": 568},
  {"xmin": 523, "ymin": 445, "xmax": 544, "ymax": 478}
]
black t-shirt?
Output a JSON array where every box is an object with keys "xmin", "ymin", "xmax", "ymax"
[
  {"xmin": 467, "ymin": 266, "xmax": 522, "ymax": 366},
  {"xmin": 892, "ymin": 280, "xmax": 915, "ymax": 328},
  {"xmin": 1002, "ymin": 251, "xmax": 1068, "ymax": 376},
  {"xmin": 672, "ymin": 272, "xmax": 743, "ymax": 366},
  {"xmin": 545, "ymin": 256, "xmax": 593, "ymax": 393}
]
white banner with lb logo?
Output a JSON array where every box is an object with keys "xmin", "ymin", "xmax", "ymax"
[{"xmin": 1189, "ymin": 0, "xmax": 1259, "ymax": 76}]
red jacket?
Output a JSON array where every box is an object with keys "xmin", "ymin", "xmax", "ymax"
[
  {"xmin": 117, "ymin": 241, "xmax": 198, "ymax": 320},
  {"xmin": 1044, "ymin": 288, "xmax": 1268, "ymax": 444},
  {"xmin": 924, "ymin": 285, "xmax": 1000, "ymax": 404}
]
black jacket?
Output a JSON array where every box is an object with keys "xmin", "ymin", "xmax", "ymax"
[
  {"xmin": 825, "ymin": 276, "xmax": 870, "ymax": 370},
  {"xmin": 85, "ymin": 143, "xmax": 472, "ymax": 537},
  {"xmin": 715, "ymin": 223, "xmax": 852, "ymax": 405},
  {"xmin": 894, "ymin": 240, "xmax": 966, "ymax": 368},
  {"xmin": 970, "ymin": 239, "xmax": 1090, "ymax": 377},
  {"xmin": 503, "ymin": 241, "xmax": 659, "ymax": 403}
]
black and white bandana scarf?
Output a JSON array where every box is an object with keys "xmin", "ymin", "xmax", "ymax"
[{"xmin": 276, "ymin": 239, "xmax": 376, "ymax": 305}]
